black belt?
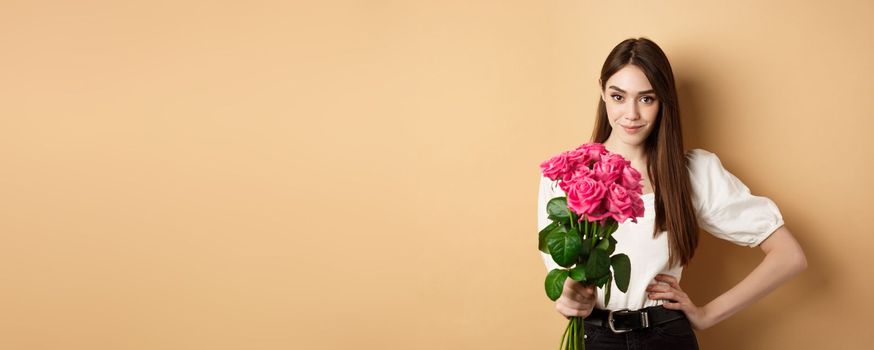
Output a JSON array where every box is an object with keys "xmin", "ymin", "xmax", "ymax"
[{"xmin": 583, "ymin": 306, "xmax": 686, "ymax": 333}]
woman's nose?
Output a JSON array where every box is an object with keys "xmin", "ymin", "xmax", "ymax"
[{"xmin": 625, "ymin": 104, "xmax": 641, "ymax": 120}]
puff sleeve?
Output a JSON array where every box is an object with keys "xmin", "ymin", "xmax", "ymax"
[
  {"xmin": 537, "ymin": 174, "xmax": 562, "ymax": 272},
  {"xmin": 686, "ymin": 149, "xmax": 785, "ymax": 247}
]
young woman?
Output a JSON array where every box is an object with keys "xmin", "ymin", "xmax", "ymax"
[{"xmin": 537, "ymin": 37, "xmax": 807, "ymax": 349}]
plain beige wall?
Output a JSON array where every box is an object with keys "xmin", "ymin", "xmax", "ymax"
[{"xmin": 1, "ymin": 1, "xmax": 872, "ymax": 349}]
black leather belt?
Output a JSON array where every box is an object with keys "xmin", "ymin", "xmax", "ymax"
[{"xmin": 583, "ymin": 306, "xmax": 686, "ymax": 333}]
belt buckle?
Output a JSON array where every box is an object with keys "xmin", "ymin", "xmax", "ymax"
[{"xmin": 607, "ymin": 308, "xmax": 633, "ymax": 334}]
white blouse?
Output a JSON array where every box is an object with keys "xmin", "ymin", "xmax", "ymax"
[{"xmin": 537, "ymin": 148, "xmax": 785, "ymax": 310}]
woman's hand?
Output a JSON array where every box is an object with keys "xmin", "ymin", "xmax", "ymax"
[
  {"xmin": 555, "ymin": 277, "xmax": 597, "ymax": 319},
  {"xmin": 646, "ymin": 274, "xmax": 715, "ymax": 330}
]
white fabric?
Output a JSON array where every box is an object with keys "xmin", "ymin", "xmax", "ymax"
[{"xmin": 537, "ymin": 148, "xmax": 785, "ymax": 310}]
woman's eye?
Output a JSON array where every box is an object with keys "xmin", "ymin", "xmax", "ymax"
[
  {"xmin": 641, "ymin": 96, "xmax": 655, "ymax": 104},
  {"xmin": 611, "ymin": 94, "xmax": 623, "ymax": 101}
]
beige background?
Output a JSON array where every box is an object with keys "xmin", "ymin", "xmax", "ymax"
[{"xmin": 1, "ymin": 1, "xmax": 872, "ymax": 349}]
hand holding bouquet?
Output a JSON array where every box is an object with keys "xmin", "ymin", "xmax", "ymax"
[{"xmin": 539, "ymin": 142, "xmax": 646, "ymax": 350}]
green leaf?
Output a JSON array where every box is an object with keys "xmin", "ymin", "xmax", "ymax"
[
  {"xmin": 591, "ymin": 272, "xmax": 611, "ymax": 287},
  {"xmin": 538, "ymin": 221, "xmax": 558, "ymax": 254},
  {"xmin": 547, "ymin": 214, "xmax": 567, "ymax": 224},
  {"xmin": 546, "ymin": 227, "xmax": 581, "ymax": 268},
  {"xmin": 546, "ymin": 197, "xmax": 570, "ymax": 222},
  {"xmin": 595, "ymin": 236, "xmax": 610, "ymax": 251},
  {"xmin": 593, "ymin": 235, "xmax": 617, "ymax": 254},
  {"xmin": 544, "ymin": 268, "xmax": 568, "ymax": 301},
  {"xmin": 546, "ymin": 197, "xmax": 569, "ymax": 217},
  {"xmin": 569, "ymin": 264, "xmax": 586, "ymax": 281},
  {"xmin": 585, "ymin": 249, "xmax": 610, "ymax": 280},
  {"xmin": 603, "ymin": 275, "xmax": 613, "ymax": 307},
  {"xmin": 610, "ymin": 253, "xmax": 632, "ymax": 293}
]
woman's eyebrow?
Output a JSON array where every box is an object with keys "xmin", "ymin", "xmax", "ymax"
[{"xmin": 608, "ymin": 85, "xmax": 655, "ymax": 94}]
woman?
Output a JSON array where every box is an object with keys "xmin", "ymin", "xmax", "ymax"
[{"xmin": 537, "ymin": 37, "xmax": 807, "ymax": 349}]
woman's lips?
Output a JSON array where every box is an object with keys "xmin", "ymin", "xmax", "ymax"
[{"xmin": 622, "ymin": 125, "xmax": 644, "ymax": 134}]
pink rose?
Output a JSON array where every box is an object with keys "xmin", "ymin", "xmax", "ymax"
[
  {"xmin": 558, "ymin": 180, "xmax": 571, "ymax": 194},
  {"xmin": 566, "ymin": 177, "xmax": 608, "ymax": 221},
  {"xmin": 540, "ymin": 151, "xmax": 570, "ymax": 181},
  {"xmin": 592, "ymin": 153, "xmax": 627, "ymax": 184},
  {"xmin": 606, "ymin": 183, "xmax": 636, "ymax": 223},
  {"xmin": 558, "ymin": 166, "xmax": 592, "ymax": 193},
  {"xmin": 566, "ymin": 149, "xmax": 587, "ymax": 168},
  {"xmin": 572, "ymin": 143, "xmax": 608, "ymax": 168},
  {"xmin": 619, "ymin": 164, "xmax": 643, "ymax": 194},
  {"xmin": 631, "ymin": 194, "xmax": 644, "ymax": 221},
  {"xmin": 584, "ymin": 203, "xmax": 613, "ymax": 224}
]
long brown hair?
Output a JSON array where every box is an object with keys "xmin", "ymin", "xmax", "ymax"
[{"xmin": 590, "ymin": 37, "xmax": 699, "ymax": 267}]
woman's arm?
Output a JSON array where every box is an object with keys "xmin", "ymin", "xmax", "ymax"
[{"xmin": 647, "ymin": 225, "xmax": 807, "ymax": 330}]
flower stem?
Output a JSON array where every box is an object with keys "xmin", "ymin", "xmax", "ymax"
[
  {"xmin": 559, "ymin": 318, "xmax": 572, "ymax": 350},
  {"xmin": 591, "ymin": 224, "xmax": 598, "ymax": 249},
  {"xmin": 571, "ymin": 317, "xmax": 580, "ymax": 350},
  {"xmin": 569, "ymin": 317, "xmax": 575, "ymax": 350}
]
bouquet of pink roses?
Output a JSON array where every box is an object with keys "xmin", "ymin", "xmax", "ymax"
[{"xmin": 539, "ymin": 142, "xmax": 646, "ymax": 350}]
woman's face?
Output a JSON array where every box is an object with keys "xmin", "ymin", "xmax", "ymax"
[{"xmin": 600, "ymin": 64, "xmax": 660, "ymax": 146}]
